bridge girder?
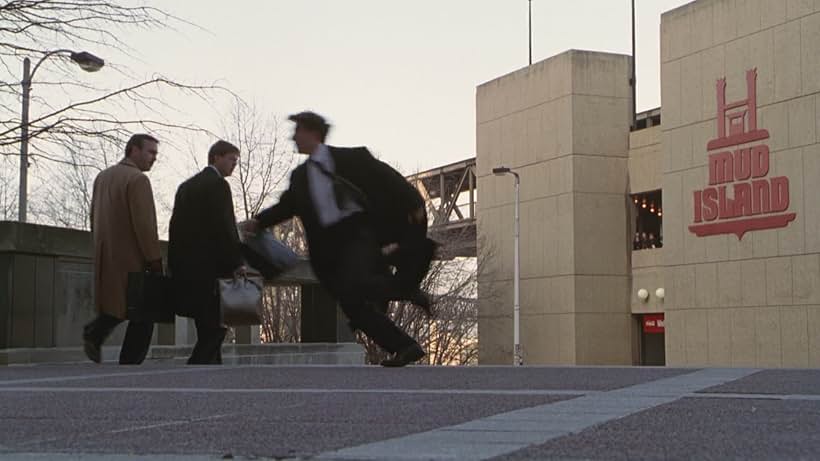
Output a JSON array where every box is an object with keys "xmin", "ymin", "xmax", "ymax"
[{"xmin": 406, "ymin": 158, "xmax": 477, "ymax": 259}]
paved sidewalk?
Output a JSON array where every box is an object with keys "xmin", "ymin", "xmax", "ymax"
[{"xmin": 1, "ymin": 364, "xmax": 820, "ymax": 460}]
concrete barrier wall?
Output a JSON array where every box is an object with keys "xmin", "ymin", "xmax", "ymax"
[
  {"xmin": 0, "ymin": 221, "xmax": 169, "ymax": 348},
  {"xmin": 0, "ymin": 220, "xmax": 352, "ymax": 353}
]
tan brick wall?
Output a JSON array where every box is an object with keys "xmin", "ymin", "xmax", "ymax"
[
  {"xmin": 631, "ymin": 250, "xmax": 665, "ymax": 315},
  {"xmin": 661, "ymin": 0, "xmax": 820, "ymax": 367},
  {"xmin": 629, "ymin": 126, "xmax": 662, "ymax": 194}
]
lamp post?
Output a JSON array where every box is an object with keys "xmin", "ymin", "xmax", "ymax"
[
  {"xmin": 18, "ymin": 50, "xmax": 104, "ymax": 222},
  {"xmin": 493, "ymin": 166, "xmax": 522, "ymax": 366}
]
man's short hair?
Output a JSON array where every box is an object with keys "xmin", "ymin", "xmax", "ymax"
[
  {"xmin": 124, "ymin": 134, "xmax": 159, "ymax": 157},
  {"xmin": 208, "ymin": 140, "xmax": 240, "ymax": 164},
  {"xmin": 288, "ymin": 111, "xmax": 331, "ymax": 142}
]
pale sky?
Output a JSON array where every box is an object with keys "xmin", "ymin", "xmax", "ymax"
[{"xmin": 117, "ymin": 0, "xmax": 691, "ymax": 174}]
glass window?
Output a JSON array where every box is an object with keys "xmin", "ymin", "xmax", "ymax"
[{"xmin": 631, "ymin": 190, "xmax": 663, "ymax": 250}]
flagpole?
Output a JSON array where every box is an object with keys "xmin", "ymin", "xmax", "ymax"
[
  {"xmin": 529, "ymin": 0, "xmax": 533, "ymax": 66},
  {"xmin": 631, "ymin": 0, "xmax": 637, "ymax": 130}
]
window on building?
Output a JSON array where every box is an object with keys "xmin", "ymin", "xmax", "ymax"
[{"xmin": 631, "ymin": 190, "xmax": 662, "ymax": 250}]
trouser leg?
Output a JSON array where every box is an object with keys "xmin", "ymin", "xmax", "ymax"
[
  {"xmin": 83, "ymin": 314, "xmax": 122, "ymax": 346},
  {"xmin": 188, "ymin": 318, "xmax": 227, "ymax": 365},
  {"xmin": 119, "ymin": 320, "xmax": 154, "ymax": 365},
  {"xmin": 338, "ymin": 299, "xmax": 415, "ymax": 354},
  {"xmin": 327, "ymin": 224, "xmax": 417, "ymax": 354},
  {"xmin": 391, "ymin": 236, "xmax": 435, "ymax": 291},
  {"xmin": 334, "ymin": 223, "xmax": 409, "ymax": 302}
]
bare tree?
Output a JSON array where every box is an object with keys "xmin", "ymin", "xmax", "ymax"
[
  {"xmin": 0, "ymin": 0, "xmax": 233, "ymax": 225},
  {"xmin": 260, "ymin": 220, "xmax": 308, "ymax": 343},
  {"xmin": 28, "ymin": 135, "xmax": 122, "ymax": 228},
  {"xmin": 224, "ymin": 101, "xmax": 295, "ymax": 221},
  {"xmin": 0, "ymin": 155, "xmax": 16, "ymax": 219}
]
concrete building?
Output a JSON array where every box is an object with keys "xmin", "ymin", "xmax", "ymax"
[{"xmin": 477, "ymin": 0, "xmax": 820, "ymax": 367}]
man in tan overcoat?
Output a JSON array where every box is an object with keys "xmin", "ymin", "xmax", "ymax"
[{"xmin": 83, "ymin": 133, "xmax": 163, "ymax": 364}]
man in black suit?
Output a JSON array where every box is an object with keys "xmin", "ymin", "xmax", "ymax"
[
  {"xmin": 168, "ymin": 140, "xmax": 246, "ymax": 365},
  {"xmin": 243, "ymin": 111, "xmax": 429, "ymax": 367}
]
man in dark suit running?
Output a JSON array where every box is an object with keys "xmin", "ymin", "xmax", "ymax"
[
  {"xmin": 243, "ymin": 111, "xmax": 429, "ymax": 367},
  {"xmin": 169, "ymin": 140, "xmax": 246, "ymax": 365}
]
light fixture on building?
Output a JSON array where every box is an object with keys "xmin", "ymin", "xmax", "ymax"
[
  {"xmin": 655, "ymin": 288, "xmax": 665, "ymax": 300},
  {"xmin": 641, "ymin": 198, "xmax": 647, "ymax": 208},
  {"xmin": 633, "ymin": 196, "xmax": 639, "ymax": 204},
  {"xmin": 649, "ymin": 203, "xmax": 655, "ymax": 213},
  {"xmin": 637, "ymin": 288, "xmax": 649, "ymax": 301},
  {"xmin": 657, "ymin": 208, "xmax": 663, "ymax": 217}
]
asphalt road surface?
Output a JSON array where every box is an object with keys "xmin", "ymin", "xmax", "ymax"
[{"xmin": 2, "ymin": 364, "xmax": 819, "ymax": 460}]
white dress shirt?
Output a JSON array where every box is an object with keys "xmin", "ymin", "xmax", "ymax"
[{"xmin": 308, "ymin": 144, "xmax": 362, "ymax": 227}]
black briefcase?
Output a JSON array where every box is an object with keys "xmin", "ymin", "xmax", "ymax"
[
  {"xmin": 240, "ymin": 231, "xmax": 298, "ymax": 280},
  {"xmin": 126, "ymin": 271, "xmax": 175, "ymax": 323}
]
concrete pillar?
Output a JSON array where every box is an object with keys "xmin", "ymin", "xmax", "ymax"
[
  {"xmin": 300, "ymin": 284, "xmax": 353, "ymax": 343},
  {"xmin": 476, "ymin": 50, "xmax": 633, "ymax": 365},
  {"xmin": 175, "ymin": 317, "xmax": 197, "ymax": 345}
]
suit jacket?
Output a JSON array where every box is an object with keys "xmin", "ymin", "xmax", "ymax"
[
  {"xmin": 90, "ymin": 158, "xmax": 161, "ymax": 319},
  {"xmin": 256, "ymin": 146, "xmax": 424, "ymax": 274},
  {"xmin": 168, "ymin": 167, "xmax": 242, "ymax": 319}
]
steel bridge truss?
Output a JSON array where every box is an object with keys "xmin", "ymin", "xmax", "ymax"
[{"xmin": 407, "ymin": 158, "xmax": 477, "ymax": 259}]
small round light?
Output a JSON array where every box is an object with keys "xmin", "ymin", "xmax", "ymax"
[
  {"xmin": 637, "ymin": 288, "xmax": 649, "ymax": 301},
  {"xmin": 655, "ymin": 288, "xmax": 665, "ymax": 299}
]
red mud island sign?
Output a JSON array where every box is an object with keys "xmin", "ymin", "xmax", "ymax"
[{"xmin": 689, "ymin": 68, "xmax": 797, "ymax": 239}]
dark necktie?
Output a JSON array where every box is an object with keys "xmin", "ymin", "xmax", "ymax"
[{"xmin": 308, "ymin": 158, "xmax": 368, "ymax": 211}]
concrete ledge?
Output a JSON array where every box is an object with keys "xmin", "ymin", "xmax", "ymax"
[
  {"xmin": 0, "ymin": 220, "xmax": 92, "ymax": 258},
  {"xmin": 0, "ymin": 220, "xmax": 318, "ymax": 285},
  {"xmin": 0, "ymin": 342, "xmax": 365, "ymax": 366}
]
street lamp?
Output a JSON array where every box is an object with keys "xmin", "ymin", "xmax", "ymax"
[
  {"xmin": 18, "ymin": 50, "xmax": 104, "ymax": 222},
  {"xmin": 493, "ymin": 166, "xmax": 522, "ymax": 366}
]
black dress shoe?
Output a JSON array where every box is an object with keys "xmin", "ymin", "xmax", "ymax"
[{"xmin": 381, "ymin": 343, "xmax": 425, "ymax": 367}]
